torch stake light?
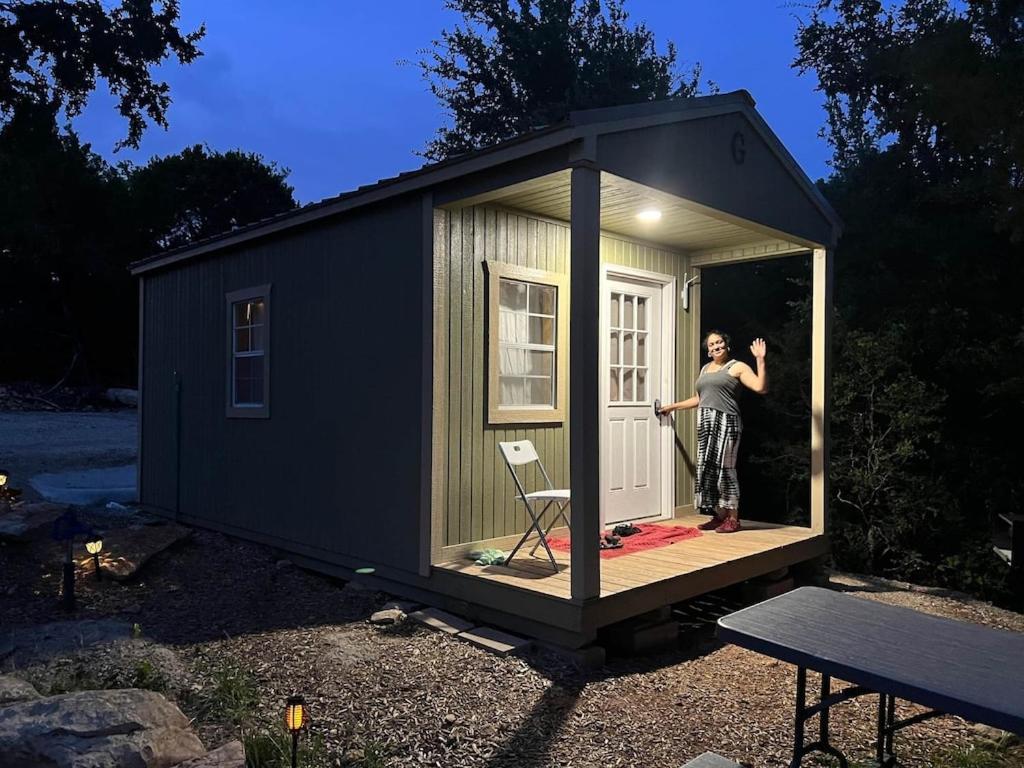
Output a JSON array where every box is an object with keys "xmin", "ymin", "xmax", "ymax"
[{"xmin": 285, "ymin": 695, "xmax": 306, "ymax": 768}]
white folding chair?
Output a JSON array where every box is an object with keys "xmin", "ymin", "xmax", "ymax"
[{"xmin": 498, "ymin": 440, "xmax": 572, "ymax": 571}]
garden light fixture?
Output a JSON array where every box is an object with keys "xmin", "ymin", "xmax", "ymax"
[
  {"xmin": 85, "ymin": 534, "xmax": 103, "ymax": 581},
  {"xmin": 0, "ymin": 469, "xmax": 8, "ymax": 487},
  {"xmin": 285, "ymin": 695, "xmax": 306, "ymax": 768}
]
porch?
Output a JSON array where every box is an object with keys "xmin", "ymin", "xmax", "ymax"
[
  {"xmin": 424, "ymin": 95, "xmax": 839, "ymax": 643},
  {"xmin": 433, "ymin": 514, "xmax": 829, "ymax": 641}
]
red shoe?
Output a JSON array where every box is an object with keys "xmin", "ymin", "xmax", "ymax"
[
  {"xmin": 715, "ymin": 518, "xmax": 741, "ymax": 534},
  {"xmin": 698, "ymin": 515, "xmax": 724, "ymax": 531}
]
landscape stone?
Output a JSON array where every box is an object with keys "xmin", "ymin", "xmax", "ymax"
[
  {"xmin": 0, "ymin": 676, "xmax": 40, "ymax": 706},
  {"xmin": 0, "ymin": 501, "xmax": 66, "ymax": 542},
  {"xmin": 381, "ymin": 599, "xmax": 421, "ymax": 613},
  {"xmin": 89, "ymin": 523, "xmax": 191, "ymax": 581},
  {"xmin": 370, "ymin": 609, "xmax": 405, "ymax": 625},
  {"xmin": 1, "ymin": 619, "xmax": 131, "ymax": 669},
  {"xmin": 172, "ymin": 739, "xmax": 244, "ymax": 767},
  {"xmin": 408, "ymin": 607, "xmax": 474, "ymax": 634},
  {"xmin": 0, "ymin": 687, "xmax": 205, "ymax": 768}
]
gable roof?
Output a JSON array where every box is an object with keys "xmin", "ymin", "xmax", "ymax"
[{"xmin": 130, "ymin": 90, "xmax": 840, "ymax": 276}]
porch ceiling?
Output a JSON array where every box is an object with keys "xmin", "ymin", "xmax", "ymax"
[{"xmin": 452, "ymin": 170, "xmax": 807, "ymax": 256}]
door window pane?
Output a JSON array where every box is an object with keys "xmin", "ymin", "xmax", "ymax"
[
  {"xmin": 610, "ymin": 367, "xmax": 620, "ymax": 402},
  {"xmin": 623, "ymin": 333, "xmax": 634, "ymax": 366},
  {"xmin": 637, "ymin": 297, "xmax": 646, "ymax": 330},
  {"xmin": 637, "ymin": 333, "xmax": 646, "ymax": 366},
  {"xmin": 637, "ymin": 369, "xmax": 647, "ymax": 402},
  {"xmin": 623, "ymin": 296, "xmax": 634, "ymax": 330},
  {"xmin": 623, "ymin": 369, "xmax": 634, "ymax": 401}
]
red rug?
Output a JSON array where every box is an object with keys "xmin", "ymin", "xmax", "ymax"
[{"xmin": 546, "ymin": 523, "xmax": 702, "ymax": 559}]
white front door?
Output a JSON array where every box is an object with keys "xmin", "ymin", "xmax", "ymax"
[{"xmin": 602, "ymin": 274, "xmax": 667, "ymax": 525}]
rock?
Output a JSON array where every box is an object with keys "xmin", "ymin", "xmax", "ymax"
[
  {"xmin": 369, "ymin": 609, "xmax": 405, "ymax": 625},
  {"xmin": 85, "ymin": 523, "xmax": 191, "ymax": 582},
  {"xmin": 275, "ymin": 558, "xmax": 293, "ymax": 570},
  {"xmin": 0, "ymin": 501, "xmax": 66, "ymax": 542},
  {"xmin": 106, "ymin": 388, "xmax": 139, "ymax": 407},
  {"xmin": 0, "ymin": 688, "xmax": 205, "ymax": 768},
  {"xmin": 1, "ymin": 619, "xmax": 131, "ymax": 669},
  {"xmin": 0, "ymin": 676, "xmax": 40, "ymax": 706},
  {"xmin": 342, "ymin": 748, "xmax": 365, "ymax": 765},
  {"xmin": 172, "ymin": 739, "xmax": 244, "ymax": 767}
]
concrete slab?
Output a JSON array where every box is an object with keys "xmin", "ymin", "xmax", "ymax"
[
  {"xmin": 29, "ymin": 464, "xmax": 136, "ymax": 505},
  {"xmin": 408, "ymin": 607, "xmax": 474, "ymax": 635},
  {"xmin": 457, "ymin": 626, "xmax": 533, "ymax": 656}
]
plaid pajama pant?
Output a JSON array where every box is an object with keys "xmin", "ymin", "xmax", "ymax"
[{"xmin": 695, "ymin": 407, "xmax": 742, "ymax": 512}]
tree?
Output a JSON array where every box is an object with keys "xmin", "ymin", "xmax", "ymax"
[
  {"xmin": 792, "ymin": 0, "xmax": 1024, "ymax": 606},
  {"xmin": 795, "ymin": 0, "xmax": 1024, "ymax": 239},
  {"xmin": 0, "ymin": 103, "xmax": 139, "ymax": 383},
  {"xmin": 127, "ymin": 145, "xmax": 297, "ymax": 252},
  {"xmin": 0, "ymin": 0, "xmax": 204, "ymax": 149},
  {"xmin": 418, "ymin": 0, "xmax": 705, "ymax": 160}
]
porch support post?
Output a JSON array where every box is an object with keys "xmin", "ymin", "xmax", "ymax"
[
  {"xmin": 810, "ymin": 247, "xmax": 833, "ymax": 535},
  {"xmin": 569, "ymin": 163, "xmax": 602, "ymax": 601}
]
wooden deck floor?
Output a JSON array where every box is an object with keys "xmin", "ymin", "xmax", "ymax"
[{"xmin": 435, "ymin": 514, "xmax": 825, "ymax": 601}]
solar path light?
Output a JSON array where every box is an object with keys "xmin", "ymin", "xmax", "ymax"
[{"xmin": 85, "ymin": 534, "xmax": 103, "ymax": 581}]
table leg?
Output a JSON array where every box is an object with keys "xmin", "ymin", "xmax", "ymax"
[
  {"xmin": 789, "ymin": 669, "xmax": 849, "ymax": 768},
  {"xmin": 791, "ymin": 666, "xmax": 807, "ymax": 766},
  {"xmin": 874, "ymin": 693, "xmax": 896, "ymax": 767}
]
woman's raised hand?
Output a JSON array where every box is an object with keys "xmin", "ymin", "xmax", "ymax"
[{"xmin": 750, "ymin": 338, "xmax": 767, "ymax": 359}]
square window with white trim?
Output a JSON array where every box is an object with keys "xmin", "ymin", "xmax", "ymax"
[{"xmin": 486, "ymin": 263, "xmax": 566, "ymax": 424}]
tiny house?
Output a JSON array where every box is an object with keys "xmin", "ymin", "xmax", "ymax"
[{"xmin": 132, "ymin": 92, "xmax": 840, "ymax": 647}]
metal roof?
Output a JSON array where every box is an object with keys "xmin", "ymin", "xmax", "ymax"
[{"xmin": 131, "ymin": 90, "xmax": 840, "ymax": 276}]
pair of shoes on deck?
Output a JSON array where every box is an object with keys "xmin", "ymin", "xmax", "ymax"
[
  {"xmin": 599, "ymin": 534, "xmax": 623, "ymax": 550},
  {"xmin": 698, "ymin": 515, "xmax": 742, "ymax": 533}
]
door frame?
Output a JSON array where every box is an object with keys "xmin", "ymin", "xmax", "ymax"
[{"xmin": 599, "ymin": 263, "xmax": 678, "ymax": 527}]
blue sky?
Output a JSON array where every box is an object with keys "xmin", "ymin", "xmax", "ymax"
[{"xmin": 74, "ymin": 1, "xmax": 832, "ymax": 205}]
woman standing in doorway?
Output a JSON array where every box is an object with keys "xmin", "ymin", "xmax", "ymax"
[{"xmin": 658, "ymin": 331, "xmax": 767, "ymax": 533}]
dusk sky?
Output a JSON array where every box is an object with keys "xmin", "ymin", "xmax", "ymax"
[{"xmin": 74, "ymin": 1, "xmax": 833, "ymax": 205}]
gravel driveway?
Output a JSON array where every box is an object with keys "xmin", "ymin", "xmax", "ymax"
[{"xmin": 0, "ymin": 411, "xmax": 137, "ymax": 499}]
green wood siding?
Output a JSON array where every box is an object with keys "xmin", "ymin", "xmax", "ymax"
[{"xmin": 436, "ymin": 205, "xmax": 696, "ymax": 547}]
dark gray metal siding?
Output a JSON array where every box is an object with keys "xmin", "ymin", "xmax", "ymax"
[
  {"xmin": 597, "ymin": 112, "xmax": 836, "ymax": 247},
  {"xmin": 141, "ymin": 196, "xmax": 425, "ymax": 572}
]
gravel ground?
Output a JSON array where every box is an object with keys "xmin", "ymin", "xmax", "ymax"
[
  {"xmin": 2, "ymin": 512, "xmax": 1022, "ymax": 768},
  {"xmin": 0, "ymin": 411, "xmax": 137, "ymax": 500}
]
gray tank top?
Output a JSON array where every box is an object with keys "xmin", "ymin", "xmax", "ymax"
[{"xmin": 696, "ymin": 359, "xmax": 742, "ymax": 417}]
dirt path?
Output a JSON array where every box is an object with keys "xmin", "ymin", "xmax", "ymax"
[{"xmin": 0, "ymin": 411, "xmax": 137, "ymax": 499}]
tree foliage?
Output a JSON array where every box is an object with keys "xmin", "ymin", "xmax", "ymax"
[
  {"xmin": 419, "ymin": 0, "xmax": 704, "ymax": 160},
  {"xmin": 789, "ymin": 0, "xmax": 1024, "ymax": 604},
  {"xmin": 0, "ymin": 110, "xmax": 296, "ymax": 385},
  {"xmin": 795, "ymin": 0, "xmax": 1024, "ymax": 239},
  {"xmin": 126, "ymin": 145, "xmax": 296, "ymax": 252},
  {"xmin": 0, "ymin": 0, "xmax": 205, "ymax": 149}
]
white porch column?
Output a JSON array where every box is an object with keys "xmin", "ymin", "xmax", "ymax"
[
  {"xmin": 570, "ymin": 164, "xmax": 602, "ymax": 601},
  {"xmin": 810, "ymin": 247, "xmax": 833, "ymax": 535}
]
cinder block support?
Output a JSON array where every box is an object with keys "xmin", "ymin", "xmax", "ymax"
[
  {"xmin": 570, "ymin": 163, "xmax": 602, "ymax": 601},
  {"xmin": 810, "ymin": 247, "xmax": 833, "ymax": 535}
]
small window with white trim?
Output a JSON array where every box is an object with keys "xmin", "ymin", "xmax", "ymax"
[
  {"xmin": 486, "ymin": 262, "xmax": 566, "ymax": 424},
  {"xmin": 226, "ymin": 285, "xmax": 271, "ymax": 418}
]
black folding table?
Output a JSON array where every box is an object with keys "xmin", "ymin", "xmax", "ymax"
[{"xmin": 717, "ymin": 586, "xmax": 1024, "ymax": 767}]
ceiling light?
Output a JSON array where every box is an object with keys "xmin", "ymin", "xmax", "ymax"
[{"xmin": 636, "ymin": 209, "xmax": 662, "ymax": 222}]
